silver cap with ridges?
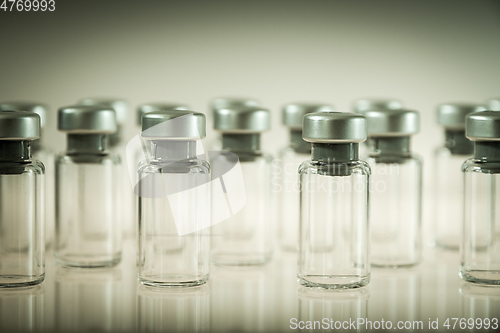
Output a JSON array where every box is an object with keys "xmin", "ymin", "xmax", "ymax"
[
  {"xmin": 137, "ymin": 103, "xmax": 190, "ymax": 125},
  {"xmin": 58, "ymin": 105, "xmax": 117, "ymax": 134},
  {"xmin": 0, "ymin": 110, "xmax": 40, "ymax": 140},
  {"xmin": 282, "ymin": 102, "xmax": 335, "ymax": 129},
  {"xmin": 437, "ymin": 103, "xmax": 486, "ymax": 130},
  {"xmin": 364, "ymin": 109, "xmax": 420, "ymax": 137},
  {"xmin": 79, "ymin": 98, "xmax": 128, "ymax": 124},
  {"xmin": 353, "ymin": 99, "xmax": 403, "ymax": 114},
  {"xmin": 466, "ymin": 111, "xmax": 500, "ymax": 141},
  {"xmin": 302, "ymin": 112, "xmax": 366, "ymax": 143},
  {"xmin": 0, "ymin": 102, "xmax": 49, "ymax": 128},
  {"xmin": 142, "ymin": 110, "xmax": 206, "ymax": 140},
  {"xmin": 214, "ymin": 106, "xmax": 270, "ymax": 133}
]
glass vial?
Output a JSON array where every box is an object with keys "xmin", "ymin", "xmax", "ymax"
[
  {"xmin": 365, "ymin": 109, "xmax": 422, "ymax": 268},
  {"xmin": 278, "ymin": 102, "xmax": 334, "ymax": 252},
  {"xmin": 353, "ymin": 98, "xmax": 403, "ymax": 158},
  {"xmin": 298, "ymin": 112, "xmax": 370, "ymax": 289},
  {"xmin": 137, "ymin": 110, "xmax": 210, "ymax": 287},
  {"xmin": 79, "ymin": 98, "xmax": 136, "ymax": 239},
  {"xmin": 461, "ymin": 111, "xmax": 500, "ymax": 285},
  {"xmin": 0, "ymin": 111, "xmax": 45, "ymax": 287},
  {"xmin": 210, "ymin": 106, "xmax": 273, "ymax": 266},
  {"xmin": 434, "ymin": 103, "xmax": 485, "ymax": 250},
  {"xmin": 55, "ymin": 105, "xmax": 121, "ymax": 268},
  {"xmin": 0, "ymin": 103, "xmax": 55, "ymax": 249}
]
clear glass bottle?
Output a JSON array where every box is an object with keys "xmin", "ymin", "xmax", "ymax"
[
  {"xmin": 353, "ymin": 98, "xmax": 403, "ymax": 158},
  {"xmin": 209, "ymin": 97, "xmax": 260, "ymax": 151},
  {"xmin": 210, "ymin": 106, "xmax": 273, "ymax": 266},
  {"xmin": 137, "ymin": 110, "xmax": 210, "ymax": 287},
  {"xmin": 0, "ymin": 103, "xmax": 55, "ymax": 249},
  {"xmin": 298, "ymin": 112, "xmax": 370, "ymax": 289},
  {"xmin": 364, "ymin": 109, "xmax": 422, "ymax": 268},
  {"xmin": 434, "ymin": 103, "xmax": 485, "ymax": 250},
  {"xmin": 461, "ymin": 111, "xmax": 500, "ymax": 285},
  {"xmin": 278, "ymin": 102, "xmax": 334, "ymax": 252},
  {"xmin": 0, "ymin": 111, "xmax": 45, "ymax": 287},
  {"xmin": 79, "ymin": 98, "xmax": 136, "ymax": 239},
  {"xmin": 55, "ymin": 105, "xmax": 121, "ymax": 268}
]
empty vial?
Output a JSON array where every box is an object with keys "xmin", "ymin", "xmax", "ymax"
[
  {"xmin": 434, "ymin": 103, "xmax": 485, "ymax": 250},
  {"xmin": 278, "ymin": 102, "xmax": 334, "ymax": 252},
  {"xmin": 298, "ymin": 112, "xmax": 370, "ymax": 289},
  {"xmin": 211, "ymin": 106, "xmax": 273, "ymax": 266},
  {"xmin": 353, "ymin": 99, "xmax": 403, "ymax": 158},
  {"xmin": 0, "ymin": 103, "xmax": 55, "ymax": 248},
  {"xmin": 137, "ymin": 110, "xmax": 210, "ymax": 287},
  {"xmin": 79, "ymin": 98, "xmax": 135, "ymax": 238},
  {"xmin": 461, "ymin": 111, "xmax": 500, "ymax": 285},
  {"xmin": 0, "ymin": 111, "xmax": 45, "ymax": 287},
  {"xmin": 365, "ymin": 109, "xmax": 422, "ymax": 268},
  {"xmin": 55, "ymin": 105, "xmax": 121, "ymax": 268}
]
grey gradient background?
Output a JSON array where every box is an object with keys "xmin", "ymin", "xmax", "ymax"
[{"xmin": 1, "ymin": 0, "xmax": 500, "ymax": 233}]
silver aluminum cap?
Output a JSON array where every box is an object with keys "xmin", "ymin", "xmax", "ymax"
[
  {"xmin": 142, "ymin": 110, "xmax": 206, "ymax": 140},
  {"xmin": 466, "ymin": 111, "xmax": 500, "ymax": 141},
  {"xmin": 364, "ymin": 109, "xmax": 420, "ymax": 137},
  {"xmin": 210, "ymin": 97, "xmax": 260, "ymax": 113},
  {"xmin": 488, "ymin": 98, "xmax": 500, "ymax": 111},
  {"xmin": 58, "ymin": 105, "xmax": 117, "ymax": 134},
  {"xmin": 353, "ymin": 98, "xmax": 403, "ymax": 114},
  {"xmin": 213, "ymin": 106, "xmax": 270, "ymax": 133},
  {"xmin": 282, "ymin": 102, "xmax": 335, "ymax": 129},
  {"xmin": 302, "ymin": 112, "xmax": 366, "ymax": 143},
  {"xmin": 0, "ymin": 110, "xmax": 40, "ymax": 140},
  {"xmin": 0, "ymin": 102, "xmax": 49, "ymax": 128},
  {"xmin": 137, "ymin": 103, "xmax": 190, "ymax": 125},
  {"xmin": 437, "ymin": 103, "xmax": 486, "ymax": 130},
  {"xmin": 79, "ymin": 98, "xmax": 128, "ymax": 124}
]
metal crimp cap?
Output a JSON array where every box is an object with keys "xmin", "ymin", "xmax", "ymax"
[
  {"xmin": 488, "ymin": 98, "xmax": 500, "ymax": 111},
  {"xmin": 353, "ymin": 98, "xmax": 403, "ymax": 114},
  {"xmin": 0, "ymin": 110, "xmax": 40, "ymax": 140},
  {"xmin": 466, "ymin": 111, "xmax": 500, "ymax": 141},
  {"xmin": 58, "ymin": 105, "xmax": 117, "ymax": 134},
  {"xmin": 0, "ymin": 102, "xmax": 49, "ymax": 128},
  {"xmin": 210, "ymin": 97, "xmax": 260, "ymax": 113},
  {"xmin": 79, "ymin": 98, "xmax": 128, "ymax": 124},
  {"xmin": 137, "ymin": 103, "xmax": 190, "ymax": 126},
  {"xmin": 437, "ymin": 103, "xmax": 486, "ymax": 130},
  {"xmin": 302, "ymin": 112, "xmax": 366, "ymax": 143},
  {"xmin": 364, "ymin": 109, "xmax": 420, "ymax": 137},
  {"xmin": 214, "ymin": 106, "xmax": 270, "ymax": 133},
  {"xmin": 282, "ymin": 102, "xmax": 335, "ymax": 129},
  {"xmin": 141, "ymin": 110, "xmax": 206, "ymax": 140}
]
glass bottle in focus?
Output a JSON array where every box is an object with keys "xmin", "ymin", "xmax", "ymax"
[{"xmin": 55, "ymin": 105, "xmax": 121, "ymax": 268}]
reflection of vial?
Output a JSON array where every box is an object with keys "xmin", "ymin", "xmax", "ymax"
[
  {"xmin": 211, "ymin": 106, "xmax": 273, "ymax": 266},
  {"xmin": 278, "ymin": 102, "xmax": 334, "ymax": 252},
  {"xmin": 461, "ymin": 111, "xmax": 500, "ymax": 285},
  {"xmin": 79, "ymin": 98, "xmax": 136, "ymax": 239},
  {"xmin": 0, "ymin": 102, "xmax": 55, "ymax": 249},
  {"xmin": 364, "ymin": 109, "xmax": 422, "ymax": 268},
  {"xmin": 434, "ymin": 103, "xmax": 485, "ymax": 250},
  {"xmin": 55, "ymin": 105, "xmax": 121, "ymax": 268},
  {"xmin": 353, "ymin": 98, "xmax": 403, "ymax": 158},
  {"xmin": 0, "ymin": 111, "xmax": 45, "ymax": 287},
  {"xmin": 138, "ymin": 110, "xmax": 210, "ymax": 287},
  {"xmin": 209, "ymin": 97, "xmax": 260, "ymax": 151},
  {"xmin": 0, "ymin": 285, "xmax": 45, "ymax": 331},
  {"xmin": 298, "ymin": 112, "xmax": 370, "ymax": 289}
]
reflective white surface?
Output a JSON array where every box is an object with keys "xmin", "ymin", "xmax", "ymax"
[{"xmin": 1, "ymin": 238, "xmax": 499, "ymax": 332}]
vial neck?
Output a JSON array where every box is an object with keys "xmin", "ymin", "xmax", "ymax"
[
  {"xmin": 290, "ymin": 129, "xmax": 311, "ymax": 154},
  {"xmin": 370, "ymin": 136, "xmax": 411, "ymax": 156},
  {"xmin": 311, "ymin": 143, "xmax": 359, "ymax": 162},
  {"xmin": 222, "ymin": 133, "xmax": 260, "ymax": 152},
  {"xmin": 108, "ymin": 124, "xmax": 123, "ymax": 148},
  {"xmin": 474, "ymin": 141, "xmax": 500, "ymax": 162},
  {"xmin": 67, "ymin": 134, "xmax": 108, "ymax": 154},
  {"xmin": 445, "ymin": 129, "xmax": 473, "ymax": 155},
  {"xmin": 152, "ymin": 140, "xmax": 197, "ymax": 161},
  {"xmin": 0, "ymin": 140, "xmax": 32, "ymax": 162}
]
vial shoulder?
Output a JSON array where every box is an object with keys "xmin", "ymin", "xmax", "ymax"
[
  {"xmin": 298, "ymin": 159, "xmax": 371, "ymax": 176},
  {"xmin": 56, "ymin": 151, "xmax": 121, "ymax": 165},
  {"xmin": 138, "ymin": 158, "xmax": 211, "ymax": 175},
  {"xmin": 0, "ymin": 160, "xmax": 45, "ymax": 175},
  {"xmin": 462, "ymin": 158, "xmax": 500, "ymax": 174}
]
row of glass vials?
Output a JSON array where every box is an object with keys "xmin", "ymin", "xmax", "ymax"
[{"xmin": 0, "ymin": 97, "xmax": 499, "ymax": 289}]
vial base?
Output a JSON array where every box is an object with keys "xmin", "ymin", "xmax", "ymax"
[
  {"xmin": 139, "ymin": 274, "xmax": 209, "ymax": 288},
  {"xmin": 435, "ymin": 238, "xmax": 460, "ymax": 251},
  {"xmin": 211, "ymin": 251, "xmax": 272, "ymax": 266},
  {"xmin": 280, "ymin": 242, "xmax": 297, "ymax": 253},
  {"xmin": 371, "ymin": 257, "xmax": 420, "ymax": 269},
  {"xmin": 460, "ymin": 268, "xmax": 500, "ymax": 286},
  {"xmin": 55, "ymin": 253, "xmax": 121, "ymax": 268},
  {"xmin": 297, "ymin": 273, "xmax": 370, "ymax": 290},
  {"xmin": 0, "ymin": 274, "xmax": 45, "ymax": 288}
]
